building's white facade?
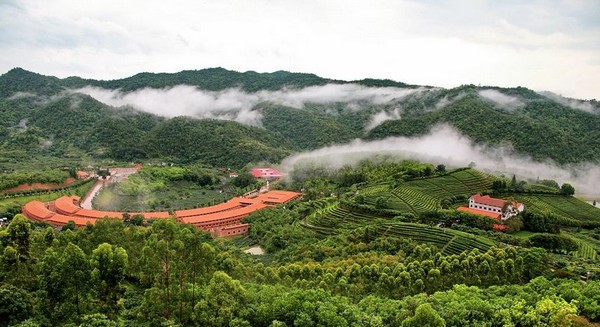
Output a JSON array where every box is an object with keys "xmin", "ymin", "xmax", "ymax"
[{"xmin": 468, "ymin": 194, "xmax": 524, "ymax": 221}]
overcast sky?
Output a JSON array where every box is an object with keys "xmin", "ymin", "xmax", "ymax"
[{"xmin": 1, "ymin": 0, "xmax": 598, "ymax": 99}]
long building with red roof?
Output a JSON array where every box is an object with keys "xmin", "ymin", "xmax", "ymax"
[
  {"xmin": 22, "ymin": 190, "xmax": 302, "ymax": 236},
  {"xmin": 468, "ymin": 194, "xmax": 524, "ymax": 220}
]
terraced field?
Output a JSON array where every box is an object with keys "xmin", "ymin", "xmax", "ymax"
[
  {"xmin": 574, "ymin": 240, "xmax": 597, "ymax": 260},
  {"xmin": 514, "ymin": 194, "xmax": 600, "ymax": 223},
  {"xmin": 362, "ymin": 168, "xmax": 494, "ymax": 214},
  {"xmin": 402, "ymin": 169, "xmax": 492, "ymax": 200},
  {"xmin": 360, "ymin": 183, "xmax": 392, "ymax": 206},
  {"xmin": 303, "ymin": 204, "xmax": 495, "ymax": 255},
  {"xmin": 389, "ymin": 187, "xmax": 438, "ymax": 214},
  {"xmin": 375, "ymin": 223, "xmax": 493, "ymax": 255}
]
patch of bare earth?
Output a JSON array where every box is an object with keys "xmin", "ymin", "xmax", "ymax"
[{"xmin": 2, "ymin": 177, "xmax": 77, "ymax": 193}]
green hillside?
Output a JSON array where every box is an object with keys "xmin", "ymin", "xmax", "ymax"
[{"xmin": 368, "ymin": 92, "xmax": 600, "ymax": 164}]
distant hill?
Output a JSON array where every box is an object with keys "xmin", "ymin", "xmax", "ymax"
[{"xmin": 0, "ymin": 67, "xmax": 598, "ymax": 167}]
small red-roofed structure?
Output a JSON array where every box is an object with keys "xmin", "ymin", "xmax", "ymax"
[{"xmin": 250, "ymin": 167, "xmax": 284, "ymax": 180}]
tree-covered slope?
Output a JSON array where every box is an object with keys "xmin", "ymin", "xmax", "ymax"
[{"xmin": 368, "ymin": 91, "xmax": 600, "ymax": 164}]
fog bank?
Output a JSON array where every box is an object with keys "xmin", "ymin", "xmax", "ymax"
[
  {"xmin": 540, "ymin": 91, "xmax": 598, "ymax": 114},
  {"xmin": 478, "ymin": 89, "xmax": 524, "ymax": 110},
  {"xmin": 74, "ymin": 84, "xmax": 422, "ymax": 126},
  {"xmin": 281, "ymin": 124, "xmax": 600, "ymax": 198}
]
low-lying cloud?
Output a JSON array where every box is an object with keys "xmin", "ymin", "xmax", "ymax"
[
  {"xmin": 540, "ymin": 91, "xmax": 598, "ymax": 114},
  {"xmin": 365, "ymin": 108, "xmax": 401, "ymax": 131},
  {"xmin": 73, "ymin": 84, "xmax": 421, "ymax": 126},
  {"xmin": 281, "ymin": 124, "xmax": 600, "ymax": 198},
  {"xmin": 478, "ymin": 89, "xmax": 524, "ymax": 109}
]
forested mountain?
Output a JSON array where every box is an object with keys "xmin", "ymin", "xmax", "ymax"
[{"xmin": 0, "ymin": 67, "xmax": 598, "ymax": 168}]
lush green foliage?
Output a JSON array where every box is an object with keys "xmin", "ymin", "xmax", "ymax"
[
  {"xmin": 368, "ymin": 92, "xmax": 600, "ymax": 164},
  {"xmin": 0, "ymin": 170, "xmax": 70, "ymax": 191}
]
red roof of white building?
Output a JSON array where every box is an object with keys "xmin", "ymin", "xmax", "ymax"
[
  {"xmin": 471, "ymin": 194, "xmax": 523, "ymax": 208},
  {"xmin": 471, "ymin": 194, "xmax": 506, "ymax": 207}
]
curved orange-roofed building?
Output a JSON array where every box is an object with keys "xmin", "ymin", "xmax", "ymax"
[
  {"xmin": 22, "ymin": 201, "xmax": 55, "ymax": 222},
  {"xmin": 46, "ymin": 214, "xmax": 94, "ymax": 228},
  {"xmin": 22, "ymin": 190, "xmax": 302, "ymax": 236},
  {"xmin": 54, "ymin": 195, "xmax": 83, "ymax": 215},
  {"xmin": 174, "ymin": 197, "xmax": 245, "ymax": 218},
  {"xmin": 179, "ymin": 202, "xmax": 267, "ymax": 225},
  {"xmin": 132, "ymin": 212, "xmax": 171, "ymax": 220}
]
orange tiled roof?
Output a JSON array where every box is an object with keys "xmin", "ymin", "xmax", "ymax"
[
  {"xmin": 75, "ymin": 209, "xmax": 123, "ymax": 219},
  {"xmin": 132, "ymin": 212, "xmax": 171, "ymax": 219},
  {"xmin": 254, "ymin": 190, "xmax": 301, "ymax": 204},
  {"xmin": 179, "ymin": 202, "xmax": 267, "ymax": 224},
  {"xmin": 46, "ymin": 214, "xmax": 95, "ymax": 227},
  {"xmin": 457, "ymin": 206, "xmax": 501, "ymax": 220},
  {"xmin": 22, "ymin": 201, "xmax": 55, "ymax": 221},
  {"xmin": 54, "ymin": 195, "xmax": 82, "ymax": 215},
  {"xmin": 174, "ymin": 198, "xmax": 246, "ymax": 217}
]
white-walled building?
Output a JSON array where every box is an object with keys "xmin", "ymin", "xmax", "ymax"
[{"xmin": 468, "ymin": 194, "xmax": 524, "ymax": 221}]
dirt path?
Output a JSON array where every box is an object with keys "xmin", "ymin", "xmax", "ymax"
[
  {"xmin": 80, "ymin": 179, "xmax": 107, "ymax": 209},
  {"xmin": 80, "ymin": 169, "xmax": 139, "ymax": 209}
]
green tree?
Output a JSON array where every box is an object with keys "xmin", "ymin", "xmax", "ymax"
[
  {"xmin": 140, "ymin": 219, "xmax": 183, "ymax": 320},
  {"xmin": 0, "ymin": 284, "xmax": 33, "ymax": 327},
  {"xmin": 194, "ymin": 271, "xmax": 247, "ymax": 327},
  {"xmin": 62, "ymin": 243, "xmax": 91, "ymax": 323},
  {"xmin": 2, "ymin": 214, "xmax": 31, "ymax": 261},
  {"xmin": 63, "ymin": 220, "xmax": 76, "ymax": 231},
  {"xmin": 402, "ymin": 303, "xmax": 446, "ymax": 327},
  {"xmin": 435, "ymin": 164, "xmax": 446, "ymax": 173},
  {"xmin": 78, "ymin": 313, "xmax": 118, "ymax": 327},
  {"xmin": 560, "ymin": 183, "xmax": 575, "ymax": 196},
  {"xmin": 90, "ymin": 243, "xmax": 128, "ymax": 319}
]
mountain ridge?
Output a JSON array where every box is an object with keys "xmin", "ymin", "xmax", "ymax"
[{"xmin": 0, "ymin": 67, "xmax": 598, "ymax": 167}]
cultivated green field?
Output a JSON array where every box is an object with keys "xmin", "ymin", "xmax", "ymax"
[
  {"xmin": 303, "ymin": 203, "xmax": 496, "ymax": 255},
  {"xmin": 361, "ymin": 169, "xmax": 494, "ymax": 214},
  {"xmin": 513, "ymin": 194, "xmax": 600, "ymax": 224},
  {"xmin": 93, "ymin": 180, "xmax": 233, "ymax": 212}
]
